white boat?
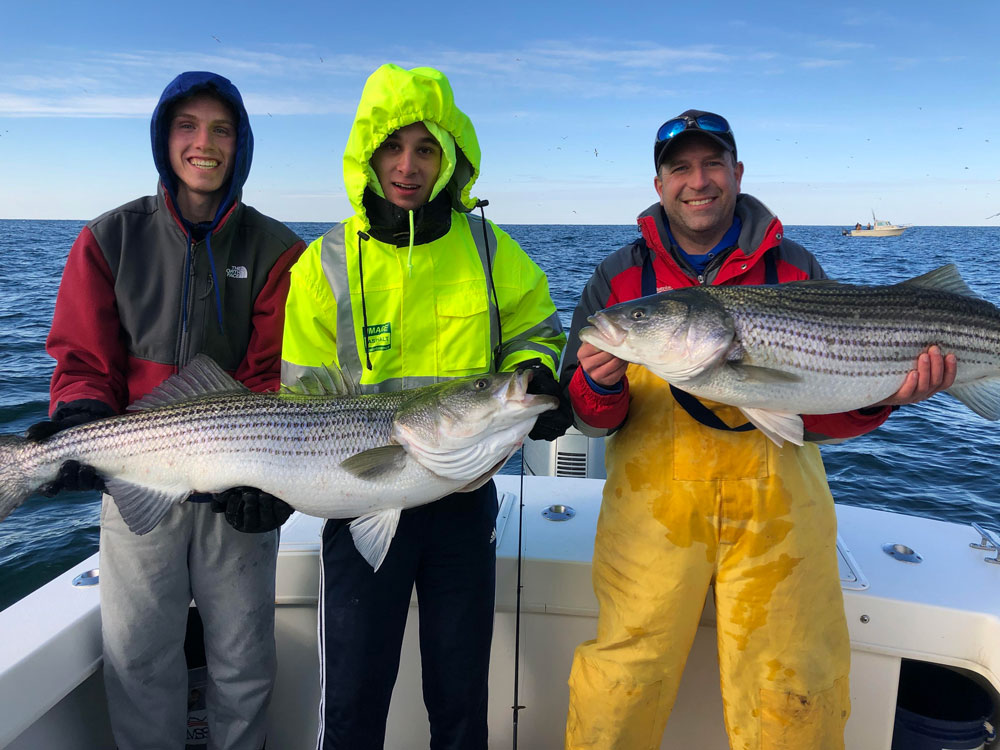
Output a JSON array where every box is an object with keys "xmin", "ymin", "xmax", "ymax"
[
  {"xmin": 844, "ymin": 215, "xmax": 908, "ymax": 237},
  {"xmin": 1, "ymin": 430, "xmax": 998, "ymax": 749}
]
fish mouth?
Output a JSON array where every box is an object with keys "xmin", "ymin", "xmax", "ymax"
[
  {"xmin": 507, "ymin": 370, "xmax": 558, "ymax": 412},
  {"xmin": 509, "ymin": 368, "xmax": 532, "ymax": 399},
  {"xmin": 580, "ymin": 313, "xmax": 626, "ymax": 347}
]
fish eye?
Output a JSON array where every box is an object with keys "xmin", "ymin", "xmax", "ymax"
[
  {"xmin": 631, "ymin": 309, "xmax": 645, "ymax": 320},
  {"xmin": 474, "ymin": 378, "xmax": 489, "ymax": 389}
]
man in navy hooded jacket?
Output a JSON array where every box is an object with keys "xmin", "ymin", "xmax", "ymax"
[{"xmin": 29, "ymin": 72, "xmax": 305, "ymax": 749}]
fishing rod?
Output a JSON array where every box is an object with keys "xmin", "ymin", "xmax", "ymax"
[{"xmin": 512, "ymin": 454, "xmax": 526, "ymax": 748}]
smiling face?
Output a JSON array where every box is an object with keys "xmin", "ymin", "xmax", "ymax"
[
  {"xmin": 654, "ymin": 134, "xmax": 744, "ymax": 255},
  {"xmin": 167, "ymin": 93, "xmax": 237, "ymax": 222},
  {"xmin": 370, "ymin": 122, "xmax": 442, "ymax": 211}
]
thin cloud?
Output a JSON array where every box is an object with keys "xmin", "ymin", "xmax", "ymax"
[
  {"xmin": 0, "ymin": 94, "xmax": 155, "ymax": 117},
  {"xmin": 814, "ymin": 40, "xmax": 873, "ymax": 52},
  {"xmin": 799, "ymin": 58, "xmax": 850, "ymax": 69},
  {"xmin": 241, "ymin": 94, "xmax": 357, "ymax": 117}
]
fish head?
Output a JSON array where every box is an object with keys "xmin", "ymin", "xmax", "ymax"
[
  {"xmin": 391, "ymin": 371, "xmax": 558, "ymax": 481},
  {"xmin": 578, "ymin": 289, "xmax": 734, "ymax": 383}
]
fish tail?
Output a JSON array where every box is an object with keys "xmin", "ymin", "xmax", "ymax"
[{"xmin": 0, "ymin": 434, "xmax": 39, "ymax": 523}]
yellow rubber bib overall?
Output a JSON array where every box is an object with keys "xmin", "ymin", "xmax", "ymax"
[{"xmin": 566, "ymin": 365, "xmax": 851, "ymax": 750}]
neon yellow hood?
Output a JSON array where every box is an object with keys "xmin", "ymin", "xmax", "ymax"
[{"xmin": 343, "ymin": 64, "xmax": 482, "ymax": 230}]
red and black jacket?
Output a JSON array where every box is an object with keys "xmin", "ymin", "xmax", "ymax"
[
  {"xmin": 46, "ymin": 186, "xmax": 305, "ymax": 414},
  {"xmin": 46, "ymin": 72, "xmax": 305, "ymax": 417}
]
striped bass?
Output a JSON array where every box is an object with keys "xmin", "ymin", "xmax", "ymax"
[
  {"xmin": 578, "ymin": 264, "xmax": 1000, "ymax": 446},
  {"xmin": 0, "ymin": 356, "xmax": 556, "ymax": 569}
]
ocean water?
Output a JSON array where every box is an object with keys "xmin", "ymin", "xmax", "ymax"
[{"xmin": 1, "ymin": 219, "xmax": 998, "ymax": 611}]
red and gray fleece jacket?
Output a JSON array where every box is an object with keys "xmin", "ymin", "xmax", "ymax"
[
  {"xmin": 561, "ymin": 193, "xmax": 891, "ymax": 441},
  {"xmin": 46, "ymin": 71, "xmax": 305, "ymax": 417},
  {"xmin": 46, "ymin": 186, "xmax": 305, "ymax": 415}
]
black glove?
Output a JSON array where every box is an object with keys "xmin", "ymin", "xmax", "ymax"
[
  {"xmin": 520, "ymin": 360, "xmax": 574, "ymax": 442},
  {"xmin": 28, "ymin": 399, "xmax": 115, "ymax": 496},
  {"xmin": 38, "ymin": 460, "xmax": 107, "ymax": 496},
  {"xmin": 210, "ymin": 487, "xmax": 294, "ymax": 533},
  {"xmin": 26, "ymin": 399, "xmax": 116, "ymax": 442}
]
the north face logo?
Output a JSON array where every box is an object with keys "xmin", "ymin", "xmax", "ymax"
[{"xmin": 226, "ymin": 266, "xmax": 248, "ymax": 279}]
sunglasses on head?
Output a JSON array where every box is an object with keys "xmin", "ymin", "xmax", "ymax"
[{"xmin": 656, "ymin": 113, "xmax": 732, "ymax": 143}]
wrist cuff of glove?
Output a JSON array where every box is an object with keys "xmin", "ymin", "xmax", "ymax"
[{"xmin": 52, "ymin": 399, "xmax": 116, "ymax": 423}]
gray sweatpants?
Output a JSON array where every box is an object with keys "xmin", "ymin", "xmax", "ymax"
[{"xmin": 99, "ymin": 496, "xmax": 278, "ymax": 750}]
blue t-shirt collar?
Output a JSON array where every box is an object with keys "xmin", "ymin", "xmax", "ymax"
[{"xmin": 665, "ymin": 217, "xmax": 742, "ymax": 276}]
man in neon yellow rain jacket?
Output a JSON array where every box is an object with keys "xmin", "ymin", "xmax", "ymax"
[
  {"xmin": 281, "ymin": 64, "xmax": 567, "ymax": 750},
  {"xmin": 561, "ymin": 110, "xmax": 956, "ymax": 750}
]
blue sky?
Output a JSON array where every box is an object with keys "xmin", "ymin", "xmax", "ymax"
[{"xmin": 1, "ymin": 2, "xmax": 998, "ymax": 226}]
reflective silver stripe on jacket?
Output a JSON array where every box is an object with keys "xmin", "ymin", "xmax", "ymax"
[
  {"xmin": 283, "ymin": 216, "xmax": 502, "ymax": 394},
  {"xmin": 465, "ymin": 213, "xmax": 501, "ymax": 365},
  {"xmin": 497, "ymin": 314, "xmax": 565, "ymax": 370}
]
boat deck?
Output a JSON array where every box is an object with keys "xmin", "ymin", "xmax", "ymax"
[{"xmin": 2, "ymin": 475, "xmax": 998, "ymax": 748}]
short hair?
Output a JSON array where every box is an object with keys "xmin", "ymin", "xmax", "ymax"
[{"xmin": 167, "ymin": 90, "xmax": 237, "ymax": 126}]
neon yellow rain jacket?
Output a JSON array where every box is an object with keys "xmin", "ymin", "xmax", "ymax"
[{"xmin": 282, "ymin": 64, "xmax": 564, "ymax": 390}]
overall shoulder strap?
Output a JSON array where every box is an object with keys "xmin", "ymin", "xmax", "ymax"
[{"xmin": 640, "ymin": 245, "xmax": 756, "ymax": 433}]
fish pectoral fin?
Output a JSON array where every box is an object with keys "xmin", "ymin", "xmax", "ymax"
[
  {"xmin": 948, "ymin": 377, "xmax": 1000, "ymax": 420},
  {"xmin": 339, "ymin": 446, "xmax": 408, "ymax": 480},
  {"xmin": 349, "ymin": 509, "xmax": 401, "ymax": 571},
  {"xmin": 729, "ymin": 363, "xmax": 802, "ymax": 383},
  {"xmin": 105, "ymin": 478, "xmax": 188, "ymax": 535},
  {"xmin": 738, "ymin": 408, "xmax": 804, "ymax": 447}
]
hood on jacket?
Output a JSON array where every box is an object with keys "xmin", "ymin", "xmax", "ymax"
[
  {"xmin": 343, "ymin": 64, "xmax": 481, "ymax": 231},
  {"xmin": 150, "ymin": 71, "xmax": 253, "ymax": 231}
]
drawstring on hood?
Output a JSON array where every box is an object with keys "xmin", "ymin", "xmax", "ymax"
[
  {"xmin": 150, "ymin": 71, "xmax": 255, "ymax": 334},
  {"xmin": 406, "ymin": 209, "xmax": 415, "ymax": 276},
  {"xmin": 356, "ymin": 231, "xmax": 373, "ymax": 370},
  {"xmin": 476, "ymin": 199, "xmax": 503, "ymax": 371}
]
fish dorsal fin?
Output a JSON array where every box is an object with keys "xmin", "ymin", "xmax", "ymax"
[
  {"xmin": 775, "ymin": 278, "xmax": 845, "ymax": 289},
  {"xmin": 128, "ymin": 354, "xmax": 248, "ymax": 411},
  {"xmin": 898, "ymin": 264, "xmax": 979, "ymax": 298},
  {"xmin": 280, "ymin": 363, "xmax": 359, "ymax": 397}
]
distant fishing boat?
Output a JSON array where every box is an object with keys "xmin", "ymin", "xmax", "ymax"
[{"xmin": 843, "ymin": 212, "xmax": 908, "ymax": 237}]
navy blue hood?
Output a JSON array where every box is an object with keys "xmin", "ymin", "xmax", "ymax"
[{"xmin": 150, "ymin": 71, "xmax": 254, "ymax": 230}]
